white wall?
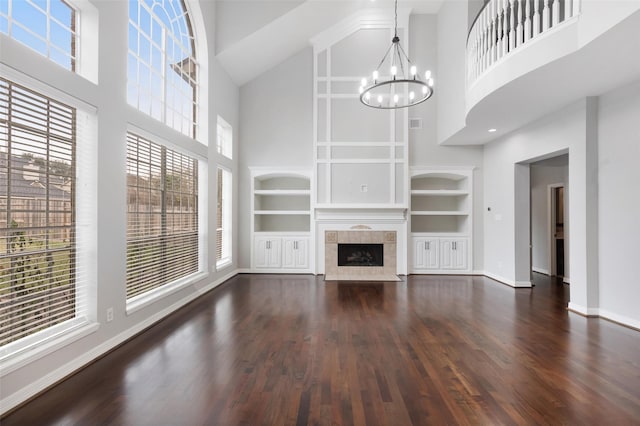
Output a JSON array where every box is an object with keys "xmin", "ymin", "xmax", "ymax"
[
  {"xmin": 238, "ymin": 47, "xmax": 314, "ymax": 268},
  {"xmin": 1, "ymin": 0, "xmax": 240, "ymax": 413},
  {"xmin": 597, "ymin": 80, "xmax": 640, "ymax": 327},
  {"xmin": 530, "ymin": 161, "xmax": 568, "ymax": 275},
  {"xmin": 436, "ymin": 0, "xmax": 468, "ymax": 144},
  {"xmin": 483, "ymin": 100, "xmax": 592, "ymax": 292}
]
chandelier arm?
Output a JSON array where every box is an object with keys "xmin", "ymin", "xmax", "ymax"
[
  {"xmin": 375, "ymin": 42, "xmax": 395, "ymax": 72},
  {"xmin": 396, "ymin": 45, "xmax": 406, "ymax": 79},
  {"xmin": 397, "ymin": 42, "xmax": 412, "ymax": 66}
]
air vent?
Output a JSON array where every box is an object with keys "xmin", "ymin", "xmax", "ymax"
[{"xmin": 409, "ymin": 118, "xmax": 422, "ymax": 129}]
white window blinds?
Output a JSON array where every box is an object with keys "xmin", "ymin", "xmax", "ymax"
[
  {"xmin": 126, "ymin": 132, "xmax": 199, "ymax": 300},
  {"xmin": 0, "ymin": 77, "xmax": 80, "ymax": 347}
]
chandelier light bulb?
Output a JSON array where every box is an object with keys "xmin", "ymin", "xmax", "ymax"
[
  {"xmin": 365, "ymin": 92, "xmax": 371, "ymax": 101},
  {"xmin": 409, "ymin": 91, "xmax": 415, "ymax": 101},
  {"xmin": 410, "ymin": 65, "xmax": 417, "ymax": 76},
  {"xmin": 422, "ymin": 86, "xmax": 428, "ymax": 94},
  {"xmin": 372, "ymin": 70, "xmax": 379, "ymax": 81},
  {"xmin": 425, "ymin": 70, "xmax": 432, "ymax": 80},
  {"xmin": 393, "ymin": 94, "xmax": 399, "ymax": 104},
  {"xmin": 391, "ymin": 65, "xmax": 397, "ymax": 77},
  {"xmin": 361, "ymin": 78, "xmax": 367, "ymax": 87},
  {"xmin": 377, "ymin": 95, "xmax": 383, "ymax": 104},
  {"xmin": 428, "ymin": 78, "xmax": 434, "ymax": 87},
  {"xmin": 359, "ymin": 86, "xmax": 364, "ymax": 94}
]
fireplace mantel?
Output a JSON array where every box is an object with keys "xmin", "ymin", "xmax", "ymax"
[{"xmin": 314, "ymin": 205, "xmax": 407, "ymax": 222}]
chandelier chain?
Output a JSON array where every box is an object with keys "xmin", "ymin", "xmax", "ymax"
[{"xmin": 394, "ymin": 0, "xmax": 398, "ymax": 38}]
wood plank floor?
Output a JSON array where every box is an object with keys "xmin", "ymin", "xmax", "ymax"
[{"xmin": 3, "ymin": 273, "xmax": 640, "ymax": 425}]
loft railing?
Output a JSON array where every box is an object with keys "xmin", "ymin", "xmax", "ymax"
[{"xmin": 467, "ymin": 0, "xmax": 582, "ymax": 87}]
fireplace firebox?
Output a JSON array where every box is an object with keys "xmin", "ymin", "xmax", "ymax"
[{"xmin": 337, "ymin": 243, "xmax": 384, "ymax": 267}]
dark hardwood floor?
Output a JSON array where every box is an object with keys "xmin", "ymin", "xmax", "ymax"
[{"xmin": 4, "ymin": 273, "xmax": 640, "ymax": 425}]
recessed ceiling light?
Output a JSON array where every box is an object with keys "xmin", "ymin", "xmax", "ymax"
[{"xmin": 488, "ymin": 128, "xmax": 497, "ymax": 132}]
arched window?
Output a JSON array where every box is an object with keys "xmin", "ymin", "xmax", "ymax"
[{"xmin": 127, "ymin": 0, "xmax": 198, "ymax": 138}]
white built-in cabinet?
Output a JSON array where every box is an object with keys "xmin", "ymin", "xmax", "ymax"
[
  {"xmin": 410, "ymin": 168, "xmax": 473, "ymax": 274},
  {"xmin": 251, "ymin": 168, "xmax": 312, "ymax": 272}
]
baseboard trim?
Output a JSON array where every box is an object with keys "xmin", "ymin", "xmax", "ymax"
[
  {"xmin": 532, "ymin": 267, "xmax": 549, "ymax": 275},
  {"xmin": 482, "ymin": 271, "xmax": 533, "ymax": 288},
  {"xmin": 567, "ymin": 302, "xmax": 599, "ymax": 317},
  {"xmin": 0, "ymin": 269, "xmax": 238, "ymax": 416},
  {"xmin": 592, "ymin": 309, "xmax": 640, "ymax": 331}
]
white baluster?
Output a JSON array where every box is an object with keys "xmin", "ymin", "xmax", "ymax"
[
  {"xmin": 479, "ymin": 11, "xmax": 485, "ymax": 74},
  {"xmin": 502, "ymin": 0, "xmax": 509, "ymax": 55},
  {"xmin": 509, "ymin": 0, "xmax": 516, "ymax": 51},
  {"xmin": 516, "ymin": 0, "xmax": 524, "ymax": 47},
  {"xmin": 573, "ymin": 0, "xmax": 581, "ymax": 17},
  {"xmin": 543, "ymin": 0, "xmax": 550, "ymax": 31},
  {"xmin": 497, "ymin": 0, "xmax": 504, "ymax": 59},
  {"xmin": 484, "ymin": 9, "xmax": 490, "ymax": 70},
  {"xmin": 524, "ymin": 0, "xmax": 531, "ymax": 42},
  {"xmin": 490, "ymin": 1, "xmax": 497, "ymax": 64},
  {"xmin": 533, "ymin": 0, "xmax": 541, "ymax": 36},
  {"xmin": 565, "ymin": 0, "xmax": 573, "ymax": 20},
  {"xmin": 552, "ymin": 0, "xmax": 560, "ymax": 25},
  {"xmin": 473, "ymin": 25, "xmax": 480, "ymax": 80}
]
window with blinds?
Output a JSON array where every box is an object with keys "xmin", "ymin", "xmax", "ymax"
[
  {"xmin": 126, "ymin": 132, "xmax": 199, "ymax": 300},
  {"xmin": 0, "ymin": 0, "xmax": 78, "ymax": 71},
  {"xmin": 216, "ymin": 167, "xmax": 231, "ymax": 268},
  {"xmin": 0, "ymin": 77, "xmax": 78, "ymax": 347}
]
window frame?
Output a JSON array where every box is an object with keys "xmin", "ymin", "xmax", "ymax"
[
  {"xmin": 216, "ymin": 115, "xmax": 232, "ymax": 159},
  {"xmin": 0, "ymin": 68, "xmax": 98, "ymax": 373},
  {"xmin": 215, "ymin": 166, "xmax": 232, "ymax": 270}
]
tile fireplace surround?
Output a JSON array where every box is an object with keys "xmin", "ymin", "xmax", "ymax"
[{"xmin": 324, "ymin": 230, "xmax": 400, "ymax": 281}]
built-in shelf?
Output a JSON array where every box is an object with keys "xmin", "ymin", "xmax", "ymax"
[
  {"xmin": 254, "ymin": 210, "xmax": 310, "ymax": 215},
  {"xmin": 410, "ymin": 167, "xmax": 474, "ymax": 274},
  {"xmin": 251, "ymin": 169, "xmax": 313, "ymax": 271},
  {"xmin": 410, "ymin": 190, "xmax": 468, "ymax": 196},
  {"xmin": 254, "ymin": 189, "xmax": 311, "ymax": 195}
]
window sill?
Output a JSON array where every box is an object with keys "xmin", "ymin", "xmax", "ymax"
[
  {"xmin": 0, "ymin": 319, "xmax": 99, "ymax": 377},
  {"xmin": 216, "ymin": 259, "xmax": 233, "ymax": 271},
  {"xmin": 126, "ymin": 271, "xmax": 209, "ymax": 316}
]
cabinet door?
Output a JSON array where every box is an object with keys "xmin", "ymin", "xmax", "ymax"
[
  {"xmin": 282, "ymin": 238, "xmax": 309, "ymax": 269},
  {"xmin": 413, "ymin": 238, "xmax": 439, "ymax": 270},
  {"xmin": 439, "ymin": 240, "xmax": 455, "ymax": 269},
  {"xmin": 294, "ymin": 239, "xmax": 308, "ymax": 269},
  {"xmin": 413, "ymin": 238, "xmax": 427, "ymax": 269},
  {"xmin": 452, "ymin": 239, "xmax": 467, "ymax": 270},
  {"xmin": 254, "ymin": 237, "xmax": 281, "ymax": 268},
  {"xmin": 440, "ymin": 239, "xmax": 468, "ymax": 270}
]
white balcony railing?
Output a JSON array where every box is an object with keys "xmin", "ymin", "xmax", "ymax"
[{"xmin": 467, "ymin": 0, "xmax": 582, "ymax": 87}]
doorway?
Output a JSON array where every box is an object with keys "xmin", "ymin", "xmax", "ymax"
[
  {"xmin": 549, "ymin": 185, "xmax": 565, "ymax": 278},
  {"xmin": 523, "ymin": 152, "xmax": 568, "ymax": 284}
]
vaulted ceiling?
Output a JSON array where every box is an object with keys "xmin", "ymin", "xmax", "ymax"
[{"xmin": 214, "ymin": 0, "xmax": 445, "ymax": 86}]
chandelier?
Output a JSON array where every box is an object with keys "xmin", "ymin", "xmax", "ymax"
[{"xmin": 359, "ymin": 0, "xmax": 434, "ymax": 109}]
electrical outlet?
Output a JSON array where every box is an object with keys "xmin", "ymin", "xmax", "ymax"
[{"xmin": 106, "ymin": 307, "xmax": 114, "ymax": 322}]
